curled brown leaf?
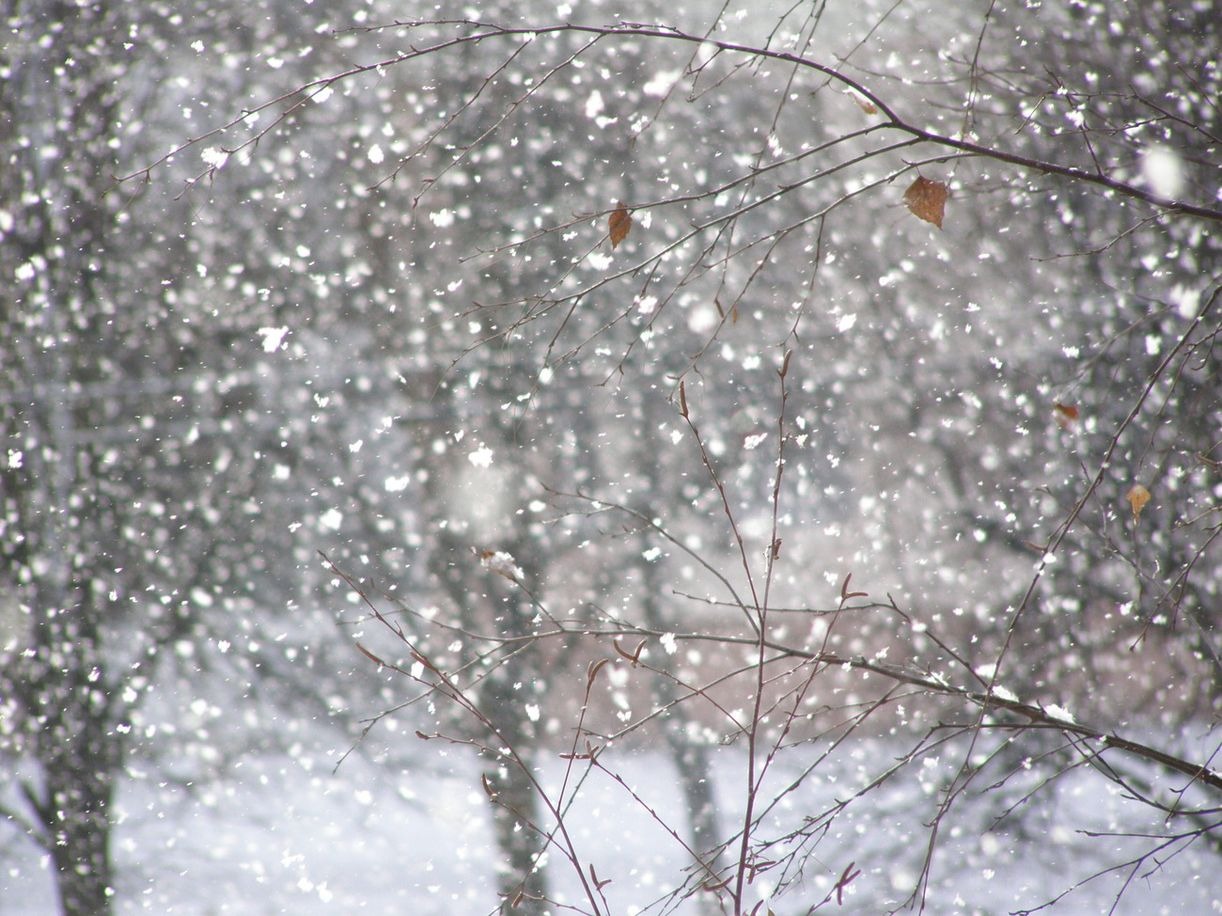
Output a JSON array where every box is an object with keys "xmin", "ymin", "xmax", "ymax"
[
  {"xmin": 608, "ymin": 202, "xmax": 632, "ymax": 249},
  {"xmin": 904, "ymin": 176, "xmax": 948, "ymax": 229}
]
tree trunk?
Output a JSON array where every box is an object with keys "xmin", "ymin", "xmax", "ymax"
[
  {"xmin": 483, "ymin": 736, "xmax": 549, "ymax": 913},
  {"xmin": 414, "ymin": 371, "xmax": 552, "ymax": 912},
  {"xmin": 2, "ymin": 5, "xmax": 126, "ymax": 908},
  {"xmin": 476, "ymin": 545, "xmax": 551, "ymax": 916},
  {"xmin": 42, "ymin": 763, "xmax": 117, "ymax": 916},
  {"xmin": 631, "ymin": 392, "xmax": 724, "ymax": 911},
  {"xmin": 18, "ymin": 598, "xmax": 121, "ymax": 916}
]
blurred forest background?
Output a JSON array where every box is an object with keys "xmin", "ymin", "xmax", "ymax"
[{"xmin": 1, "ymin": 0, "xmax": 1218, "ymax": 913}]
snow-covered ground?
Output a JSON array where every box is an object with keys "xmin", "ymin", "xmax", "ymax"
[{"xmin": 2, "ymin": 734, "xmax": 1218, "ymax": 914}]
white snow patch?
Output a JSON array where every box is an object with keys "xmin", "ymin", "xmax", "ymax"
[
  {"xmin": 991, "ymin": 684, "xmax": 1018, "ymax": 702},
  {"xmin": 479, "ymin": 549, "xmax": 523, "ymax": 582},
  {"xmin": 743, "ymin": 432, "xmax": 768, "ymax": 451},
  {"xmin": 686, "ymin": 304, "xmax": 718, "ymax": 334},
  {"xmin": 467, "ymin": 445, "xmax": 494, "ymax": 468},
  {"xmin": 1141, "ymin": 145, "xmax": 1184, "ymax": 199},
  {"xmin": 584, "ymin": 90, "xmax": 604, "ymax": 119},
  {"xmin": 201, "ymin": 146, "xmax": 229, "ymax": 170},
  {"xmin": 643, "ymin": 69, "xmax": 681, "ymax": 97},
  {"xmin": 256, "ymin": 326, "xmax": 290, "ymax": 353}
]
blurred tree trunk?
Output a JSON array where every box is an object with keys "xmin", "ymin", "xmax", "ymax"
[
  {"xmin": 640, "ymin": 553, "xmax": 723, "ymax": 904},
  {"xmin": 22, "ymin": 637, "xmax": 121, "ymax": 916},
  {"xmin": 428, "ymin": 529, "xmax": 551, "ymax": 914},
  {"xmin": 1, "ymin": 4, "xmax": 129, "ymax": 913},
  {"xmin": 478, "ymin": 534, "xmax": 551, "ymax": 914},
  {"xmin": 414, "ymin": 364, "xmax": 550, "ymax": 914},
  {"xmin": 632, "ymin": 394, "xmax": 723, "ymax": 907}
]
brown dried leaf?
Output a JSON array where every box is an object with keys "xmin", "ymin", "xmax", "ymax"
[
  {"xmin": 1126, "ymin": 484, "xmax": 1151, "ymax": 521},
  {"xmin": 608, "ymin": 202, "xmax": 632, "ymax": 249},
  {"xmin": 1053, "ymin": 402, "xmax": 1080, "ymax": 429},
  {"xmin": 903, "ymin": 176, "xmax": 948, "ymax": 229}
]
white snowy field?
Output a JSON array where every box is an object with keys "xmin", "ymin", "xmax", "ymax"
[{"xmin": 2, "ymin": 731, "xmax": 1218, "ymax": 915}]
